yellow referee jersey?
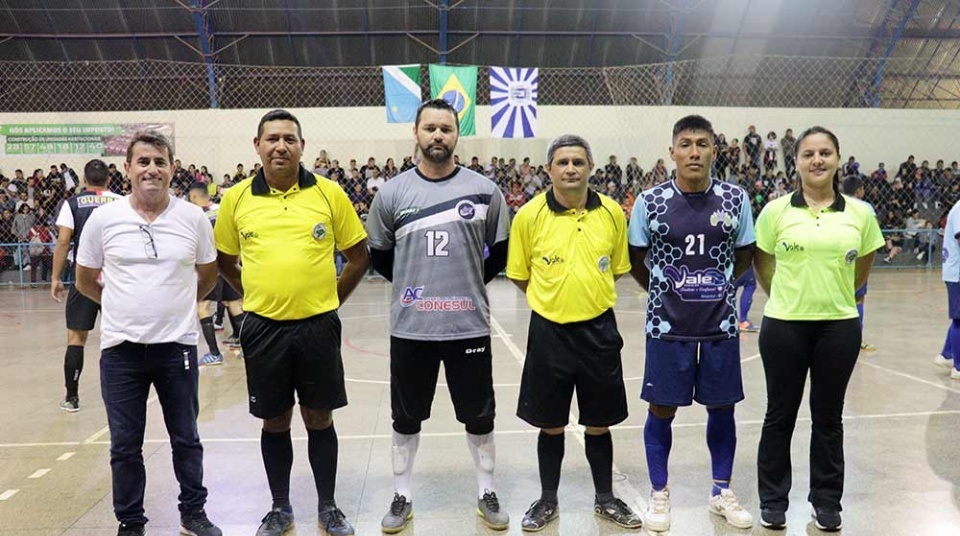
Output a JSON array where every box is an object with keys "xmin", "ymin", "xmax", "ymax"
[
  {"xmin": 507, "ymin": 189, "xmax": 631, "ymax": 324},
  {"xmin": 214, "ymin": 167, "xmax": 366, "ymax": 320}
]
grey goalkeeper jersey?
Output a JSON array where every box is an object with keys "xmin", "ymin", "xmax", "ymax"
[{"xmin": 366, "ymin": 166, "xmax": 511, "ymax": 341}]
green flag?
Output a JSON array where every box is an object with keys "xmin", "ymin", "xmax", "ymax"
[{"xmin": 429, "ymin": 64, "xmax": 477, "ymax": 136}]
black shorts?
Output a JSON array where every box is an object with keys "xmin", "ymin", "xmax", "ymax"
[
  {"xmin": 66, "ymin": 285, "xmax": 100, "ymax": 331},
  {"xmin": 390, "ymin": 336, "xmax": 495, "ymax": 425},
  {"xmin": 517, "ymin": 309, "xmax": 628, "ymax": 428},
  {"xmin": 239, "ymin": 310, "xmax": 346, "ymax": 419},
  {"xmin": 202, "ymin": 276, "xmax": 242, "ymax": 303}
]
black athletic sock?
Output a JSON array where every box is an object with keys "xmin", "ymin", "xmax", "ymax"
[
  {"xmin": 214, "ymin": 302, "xmax": 225, "ymax": 325},
  {"xmin": 537, "ymin": 431, "xmax": 564, "ymax": 502},
  {"xmin": 307, "ymin": 424, "xmax": 339, "ymax": 503},
  {"xmin": 227, "ymin": 311, "xmax": 243, "ymax": 337},
  {"xmin": 261, "ymin": 429, "xmax": 294, "ymax": 511},
  {"xmin": 199, "ymin": 316, "xmax": 220, "ymax": 356},
  {"xmin": 64, "ymin": 345, "xmax": 84, "ymax": 399},
  {"xmin": 584, "ymin": 431, "xmax": 614, "ymax": 497}
]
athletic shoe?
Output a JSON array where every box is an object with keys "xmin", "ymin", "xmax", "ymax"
[
  {"xmin": 643, "ymin": 489, "xmax": 671, "ymax": 532},
  {"xmin": 935, "ymin": 354, "xmax": 955, "ymax": 368},
  {"xmin": 811, "ymin": 506, "xmax": 842, "ymax": 531},
  {"xmin": 594, "ymin": 497, "xmax": 642, "ymax": 529},
  {"xmin": 860, "ymin": 342, "xmax": 876, "ymax": 352},
  {"xmin": 951, "ymin": 367, "xmax": 960, "ymax": 380},
  {"xmin": 60, "ymin": 397, "xmax": 80, "ymax": 413},
  {"xmin": 381, "ymin": 493, "xmax": 412, "ymax": 534},
  {"xmin": 256, "ymin": 508, "xmax": 294, "ymax": 536},
  {"xmin": 882, "ymin": 256, "xmax": 892, "ymax": 264},
  {"xmin": 198, "ymin": 352, "xmax": 223, "ymax": 367},
  {"xmin": 477, "ymin": 490, "xmax": 509, "ymax": 530},
  {"xmin": 179, "ymin": 509, "xmax": 222, "ymax": 536},
  {"xmin": 707, "ymin": 489, "xmax": 754, "ymax": 529},
  {"xmin": 739, "ymin": 321, "xmax": 759, "ymax": 333},
  {"xmin": 318, "ymin": 505, "xmax": 354, "ymax": 536},
  {"xmin": 117, "ymin": 523, "xmax": 145, "ymax": 536},
  {"xmin": 224, "ymin": 335, "xmax": 241, "ymax": 348},
  {"xmin": 759, "ymin": 508, "xmax": 786, "ymax": 529},
  {"xmin": 521, "ymin": 499, "xmax": 558, "ymax": 532},
  {"xmin": 213, "ymin": 322, "xmax": 224, "ymax": 331}
]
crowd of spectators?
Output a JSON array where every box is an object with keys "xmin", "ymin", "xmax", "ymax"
[{"xmin": 0, "ymin": 125, "xmax": 950, "ymax": 279}]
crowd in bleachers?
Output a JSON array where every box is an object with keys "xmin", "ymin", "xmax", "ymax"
[{"xmin": 0, "ymin": 124, "xmax": 952, "ymax": 280}]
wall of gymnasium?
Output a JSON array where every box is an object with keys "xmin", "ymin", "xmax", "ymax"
[{"xmin": 0, "ymin": 106, "xmax": 957, "ymax": 180}]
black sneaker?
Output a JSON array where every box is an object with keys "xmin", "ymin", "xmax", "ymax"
[
  {"xmin": 318, "ymin": 505, "xmax": 354, "ymax": 536},
  {"xmin": 180, "ymin": 509, "xmax": 222, "ymax": 536},
  {"xmin": 116, "ymin": 523, "xmax": 145, "ymax": 536},
  {"xmin": 812, "ymin": 506, "xmax": 842, "ymax": 531},
  {"xmin": 759, "ymin": 508, "xmax": 786, "ymax": 530},
  {"xmin": 521, "ymin": 499, "xmax": 559, "ymax": 532},
  {"xmin": 594, "ymin": 497, "xmax": 642, "ymax": 529},
  {"xmin": 256, "ymin": 508, "xmax": 294, "ymax": 536}
]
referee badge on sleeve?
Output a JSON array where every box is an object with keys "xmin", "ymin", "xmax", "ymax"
[
  {"xmin": 845, "ymin": 249, "xmax": 858, "ymax": 264},
  {"xmin": 598, "ymin": 255, "xmax": 611, "ymax": 272},
  {"xmin": 313, "ymin": 222, "xmax": 327, "ymax": 241}
]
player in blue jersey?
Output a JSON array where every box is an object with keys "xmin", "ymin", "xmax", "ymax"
[
  {"xmin": 939, "ymin": 196, "xmax": 960, "ymax": 380},
  {"xmin": 842, "ymin": 176, "xmax": 878, "ymax": 352},
  {"xmin": 628, "ymin": 115, "xmax": 756, "ymax": 531}
]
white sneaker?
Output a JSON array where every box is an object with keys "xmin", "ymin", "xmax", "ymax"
[
  {"xmin": 708, "ymin": 489, "xmax": 754, "ymax": 529},
  {"xmin": 935, "ymin": 354, "xmax": 955, "ymax": 368},
  {"xmin": 644, "ymin": 488, "xmax": 671, "ymax": 532},
  {"xmin": 951, "ymin": 368, "xmax": 960, "ymax": 380}
]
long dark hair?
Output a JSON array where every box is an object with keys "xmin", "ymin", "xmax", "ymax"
[{"xmin": 796, "ymin": 126, "xmax": 841, "ymax": 189}]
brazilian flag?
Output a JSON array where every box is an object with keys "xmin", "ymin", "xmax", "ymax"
[{"xmin": 429, "ymin": 64, "xmax": 477, "ymax": 136}]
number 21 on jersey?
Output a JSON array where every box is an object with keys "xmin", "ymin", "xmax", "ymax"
[
  {"xmin": 425, "ymin": 230, "xmax": 450, "ymax": 257},
  {"xmin": 685, "ymin": 233, "xmax": 705, "ymax": 255}
]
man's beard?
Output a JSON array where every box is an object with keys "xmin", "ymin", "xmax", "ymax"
[{"xmin": 420, "ymin": 142, "xmax": 453, "ymax": 165}]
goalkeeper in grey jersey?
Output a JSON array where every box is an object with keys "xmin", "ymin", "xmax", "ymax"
[{"xmin": 366, "ymin": 99, "xmax": 511, "ymax": 533}]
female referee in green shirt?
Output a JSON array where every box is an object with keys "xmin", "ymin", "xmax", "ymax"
[{"xmin": 753, "ymin": 126, "xmax": 884, "ymax": 532}]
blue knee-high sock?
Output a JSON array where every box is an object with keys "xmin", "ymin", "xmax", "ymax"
[
  {"xmin": 856, "ymin": 303, "xmax": 864, "ymax": 329},
  {"xmin": 706, "ymin": 407, "xmax": 737, "ymax": 496},
  {"xmin": 644, "ymin": 411, "xmax": 673, "ymax": 491},
  {"xmin": 950, "ymin": 319, "xmax": 960, "ymax": 370},
  {"xmin": 942, "ymin": 330, "xmax": 954, "ymax": 359},
  {"xmin": 738, "ymin": 281, "xmax": 756, "ymax": 323}
]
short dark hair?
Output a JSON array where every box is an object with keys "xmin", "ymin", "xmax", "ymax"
[
  {"xmin": 188, "ymin": 182, "xmax": 210, "ymax": 197},
  {"xmin": 672, "ymin": 115, "xmax": 715, "ymax": 140},
  {"xmin": 545, "ymin": 134, "xmax": 594, "ymax": 168},
  {"xmin": 125, "ymin": 130, "xmax": 174, "ymax": 163},
  {"xmin": 796, "ymin": 126, "xmax": 840, "ymax": 157},
  {"xmin": 257, "ymin": 109, "xmax": 303, "ymax": 139},
  {"xmin": 415, "ymin": 99, "xmax": 460, "ymax": 132},
  {"xmin": 83, "ymin": 159, "xmax": 109, "ymax": 187},
  {"xmin": 841, "ymin": 176, "xmax": 863, "ymax": 195}
]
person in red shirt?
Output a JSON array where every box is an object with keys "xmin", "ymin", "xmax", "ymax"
[
  {"xmin": 26, "ymin": 215, "xmax": 53, "ymax": 286},
  {"xmin": 505, "ymin": 181, "xmax": 526, "ymax": 215}
]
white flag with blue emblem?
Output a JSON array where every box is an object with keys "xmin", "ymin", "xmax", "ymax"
[{"xmin": 490, "ymin": 67, "xmax": 538, "ymax": 138}]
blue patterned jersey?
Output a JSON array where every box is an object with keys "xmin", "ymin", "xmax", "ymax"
[{"xmin": 629, "ymin": 179, "xmax": 755, "ymax": 340}]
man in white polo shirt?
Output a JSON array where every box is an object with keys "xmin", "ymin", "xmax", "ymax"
[{"xmin": 75, "ymin": 131, "xmax": 222, "ymax": 536}]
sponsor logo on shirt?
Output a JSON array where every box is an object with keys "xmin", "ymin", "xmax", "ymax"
[
  {"xmin": 76, "ymin": 195, "xmax": 117, "ymax": 207},
  {"xmin": 542, "ymin": 255, "xmax": 564, "ymax": 266},
  {"xmin": 663, "ymin": 265, "xmax": 726, "ymax": 301},
  {"xmin": 457, "ymin": 200, "xmax": 476, "ymax": 220},
  {"xmin": 782, "ymin": 241, "xmax": 804, "ymax": 252},
  {"xmin": 465, "ymin": 346, "xmax": 486, "ymax": 354},
  {"xmin": 240, "ymin": 230, "xmax": 259, "ymax": 240},
  {"xmin": 709, "ymin": 209, "xmax": 733, "ymax": 228},
  {"xmin": 400, "ymin": 286, "xmax": 477, "ymax": 312},
  {"xmin": 398, "ymin": 207, "xmax": 420, "ymax": 218}
]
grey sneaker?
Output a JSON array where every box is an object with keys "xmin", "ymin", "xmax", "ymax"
[
  {"xmin": 179, "ymin": 509, "xmax": 222, "ymax": 536},
  {"xmin": 594, "ymin": 497, "xmax": 642, "ymax": 529},
  {"xmin": 521, "ymin": 499, "xmax": 558, "ymax": 532},
  {"xmin": 477, "ymin": 490, "xmax": 509, "ymax": 530},
  {"xmin": 199, "ymin": 352, "xmax": 223, "ymax": 366},
  {"xmin": 256, "ymin": 508, "xmax": 294, "ymax": 536},
  {"xmin": 60, "ymin": 397, "xmax": 80, "ymax": 413},
  {"xmin": 381, "ymin": 493, "xmax": 413, "ymax": 534},
  {"xmin": 319, "ymin": 505, "xmax": 354, "ymax": 536}
]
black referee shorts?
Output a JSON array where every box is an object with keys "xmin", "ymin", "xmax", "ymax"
[
  {"xmin": 239, "ymin": 310, "xmax": 346, "ymax": 419},
  {"xmin": 390, "ymin": 336, "xmax": 496, "ymax": 426},
  {"xmin": 65, "ymin": 285, "xmax": 100, "ymax": 331},
  {"xmin": 517, "ymin": 309, "xmax": 628, "ymax": 429},
  {"xmin": 202, "ymin": 276, "xmax": 242, "ymax": 303}
]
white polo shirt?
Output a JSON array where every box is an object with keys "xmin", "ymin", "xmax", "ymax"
[{"xmin": 77, "ymin": 196, "xmax": 216, "ymax": 349}]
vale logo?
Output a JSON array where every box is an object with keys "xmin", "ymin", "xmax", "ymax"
[
  {"xmin": 662, "ymin": 265, "xmax": 726, "ymax": 302},
  {"xmin": 542, "ymin": 255, "xmax": 564, "ymax": 266},
  {"xmin": 782, "ymin": 241, "xmax": 804, "ymax": 252}
]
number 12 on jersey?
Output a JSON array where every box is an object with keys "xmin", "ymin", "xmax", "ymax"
[
  {"xmin": 685, "ymin": 233, "xmax": 705, "ymax": 255},
  {"xmin": 425, "ymin": 230, "xmax": 450, "ymax": 257}
]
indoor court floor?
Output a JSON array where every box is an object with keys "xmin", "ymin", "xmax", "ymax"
[{"xmin": 0, "ymin": 270, "xmax": 958, "ymax": 535}]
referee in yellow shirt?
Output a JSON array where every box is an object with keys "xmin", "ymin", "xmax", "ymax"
[
  {"xmin": 214, "ymin": 109, "xmax": 369, "ymax": 536},
  {"xmin": 507, "ymin": 134, "xmax": 641, "ymax": 532}
]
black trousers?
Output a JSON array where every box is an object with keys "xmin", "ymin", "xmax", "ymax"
[{"xmin": 757, "ymin": 317, "xmax": 861, "ymax": 512}]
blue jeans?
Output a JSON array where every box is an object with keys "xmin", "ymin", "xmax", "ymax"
[{"xmin": 100, "ymin": 341, "xmax": 207, "ymax": 525}]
